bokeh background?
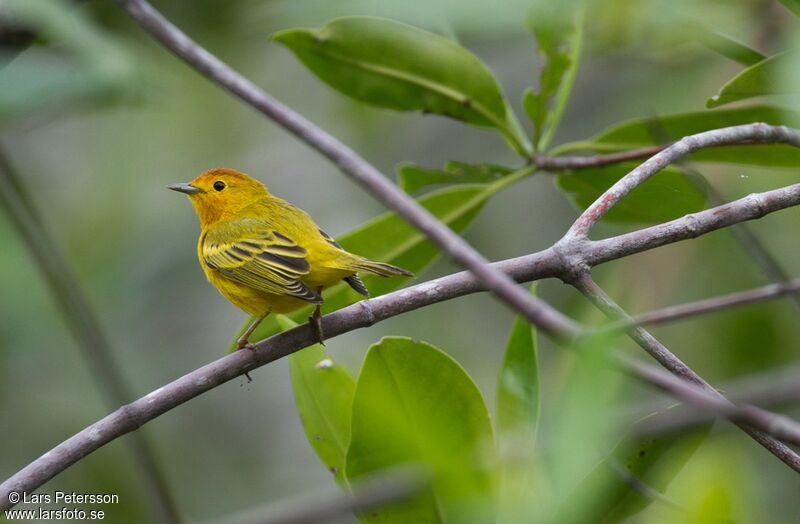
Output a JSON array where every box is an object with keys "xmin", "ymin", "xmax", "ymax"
[{"xmin": 1, "ymin": 0, "xmax": 799, "ymax": 522}]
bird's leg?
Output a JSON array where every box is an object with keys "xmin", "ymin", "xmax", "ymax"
[
  {"xmin": 309, "ymin": 288, "xmax": 325, "ymax": 345},
  {"xmin": 237, "ymin": 314, "xmax": 266, "ymax": 350},
  {"xmin": 237, "ymin": 315, "xmax": 266, "ymax": 383}
]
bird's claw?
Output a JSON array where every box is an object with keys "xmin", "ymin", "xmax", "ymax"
[{"xmin": 236, "ymin": 339, "xmax": 257, "ymax": 351}]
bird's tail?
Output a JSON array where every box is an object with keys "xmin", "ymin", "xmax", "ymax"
[{"xmin": 350, "ymin": 257, "xmax": 414, "ymax": 278}]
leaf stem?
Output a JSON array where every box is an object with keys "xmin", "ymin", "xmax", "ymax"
[{"xmin": 538, "ymin": 7, "xmax": 584, "ymax": 152}]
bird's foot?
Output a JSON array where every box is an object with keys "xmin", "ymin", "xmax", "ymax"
[
  {"xmin": 235, "ymin": 340, "xmax": 256, "ymax": 382},
  {"xmin": 236, "ymin": 335, "xmax": 258, "ymax": 351}
]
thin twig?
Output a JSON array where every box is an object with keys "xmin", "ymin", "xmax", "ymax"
[
  {"xmin": 606, "ymin": 457, "xmax": 686, "ymax": 513},
  {"xmin": 564, "ymin": 124, "xmax": 800, "ymax": 239},
  {"xmin": 0, "ymin": 147, "xmax": 180, "ymax": 522},
  {"xmin": 114, "ymin": 0, "xmax": 578, "ymax": 341},
  {"xmin": 632, "ymin": 364, "xmax": 800, "ymax": 436},
  {"xmin": 703, "ymin": 181, "xmax": 800, "ymax": 312},
  {"xmin": 534, "ymin": 145, "xmax": 666, "ymax": 170},
  {"xmin": 2, "ymin": 181, "xmax": 799, "ymax": 507},
  {"xmin": 214, "ymin": 467, "xmax": 428, "ymax": 524},
  {"xmin": 620, "ymin": 355, "xmax": 800, "ymax": 447},
  {"xmin": 572, "ymin": 275, "xmax": 800, "ymax": 472},
  {"xmin": 601, "ymin": 279, "xmax": 800, "ymax": 331}
]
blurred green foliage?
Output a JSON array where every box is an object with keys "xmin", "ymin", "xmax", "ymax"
[{"xmin": 2, "ymin": 0, "xmax": 800, "ymax": 522}]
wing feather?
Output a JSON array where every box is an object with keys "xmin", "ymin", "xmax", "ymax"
[{"xmin": 203, "ymin": 225, "xmax": 322, "ymax": 303}]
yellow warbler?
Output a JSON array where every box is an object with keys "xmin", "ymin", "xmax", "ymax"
[{"xmin": 169, "ymin": 168, "xmax": 411, "ymax": 350}]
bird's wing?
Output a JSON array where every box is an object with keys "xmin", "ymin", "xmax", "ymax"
[{"xmin": 202, "ymin": 223, "xmax": 322, "ymax": 303}]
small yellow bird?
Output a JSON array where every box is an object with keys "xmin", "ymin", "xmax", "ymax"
[{"xmin": 169, "ymin": 168, "xmax": 412, "ymax": 350}]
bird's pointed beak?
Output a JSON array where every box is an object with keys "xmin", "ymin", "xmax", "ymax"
[{"xmin": 167, "ymin": 183, "xmax": 202, "ymax": 195}]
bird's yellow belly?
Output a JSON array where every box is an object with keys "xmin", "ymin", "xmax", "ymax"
[{"xmin": 204, "ymin": 264, "xmax": 352, "ymax": 316}]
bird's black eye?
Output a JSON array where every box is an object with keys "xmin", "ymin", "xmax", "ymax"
[{"xmin": 213, "ymin": 181, "xmax": 226, "ymax": 191}]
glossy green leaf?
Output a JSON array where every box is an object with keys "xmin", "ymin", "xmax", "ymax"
[
  {"xmin": 496, "ymin": 285, "xmax": 540, "ymax": 438},
  {"xmin": 346, "ymin": 337, "xmax": 495, "ymax": 523},
  {"xmin": 282, "ymin": 315, "xmax": 355, "ymax": 485},
  {"xmin": 229, "ymin": 171, "xmax": 528, "ymax": 352},
  {"xmin": 556, "ymin": 163, "xmax": 707, "ymax": 224},
  {"xmin": 554, "ymin": 425, "xmax": 711, "ymax": 523},
  {"xmin": 553, "ymin": 105, "xmax": 800, "ymax": 167},
  {"xmin": 397, "ymin": 161, "xmax": 514, "ymax": 195},
  {"xmin": 707, "ymin": 50, "xmax": 800, "ymax": 108},
  {"xmin": 274, "ymin": 16, "xmax": 530, "ymax": 156},
  {"xmin": 779, "ymin": 0, "xmax": 800, "ymax": 16},
  {"xmin": 694, "ymin": 28, "xmax": 765, "ymax": 66},
  {"xmin": 526, "ymin": 6, "xmax": 584, "ymax": 151}
]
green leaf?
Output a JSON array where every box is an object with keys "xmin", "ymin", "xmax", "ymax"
[
  {"xmin": 274, "ymin": 16, "xmax": 531, "ymax": 156},
  {"xmin": 526, "ymin": 6, "xmax": 584, "ymax": 151},
  {"xmin": 553, "ymin": 105, "xmax": 800, "ymax": 167},
  {"xmin": 496, "ymin": 285, "xmax": 540, "ymax": 439},
  {"xmin": 522, "ymin": 88, "xmax": 546, "ymax": 144},
  {"xmin": 707, "ymin": 50, "xmax": 800, "ymax": 108},
  {"xmin": 554, "ymin": 425, "xmax": 711, "ymax": 523},
  {"xmin": 694, "ymin": 28, "xmax": 766, "ymax": 66},
  {"xmin": 282, "ymin": 315, "xmax": 355, "ymax": 486},
  {"xmin": 546, "ymin": 335, "xmax": 625, "ymax": 510},
  {"xmin": 556, "ymin": 163, "xmax": 707, "ymax": 224},
  {"xmin": 228, "ymin": 169, "xmax": 531, "ymax": 352},
  {"xmin": 346, "ymin": 337, "xmax": 495, "ymax": 523},
  {"xmin": 397, "ymin": 161, "xmax": 514, "ymax": 195},
  {"xmin": 778, "ymin": 0, "xmax": 800, "ymax": 17},
  {"xmin": 495, "ymin": 285, "xmax": 541, "ymax": 524}
]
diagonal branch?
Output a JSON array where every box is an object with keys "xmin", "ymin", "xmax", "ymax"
[
  {"xmin": 2, "ymin": 180, "xmax": 800, "ymax": 507},
  {"xmin": 619, "ymin": 355, "xmax": 800, "ymax": 447},
  {"xmin": 114, "ymin": 0, "xmax": 577, "ymax": 341},
  {"xmin": 632, "ymin": 364, "xmax": 800, "ymax": 437},
  {"xmin": 564, "ymin": 124, "xmax": 800, "ymax": 239},
  {"xmin": 572, "ymin": 274, "xmax": 800, "ymax": 472}
]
